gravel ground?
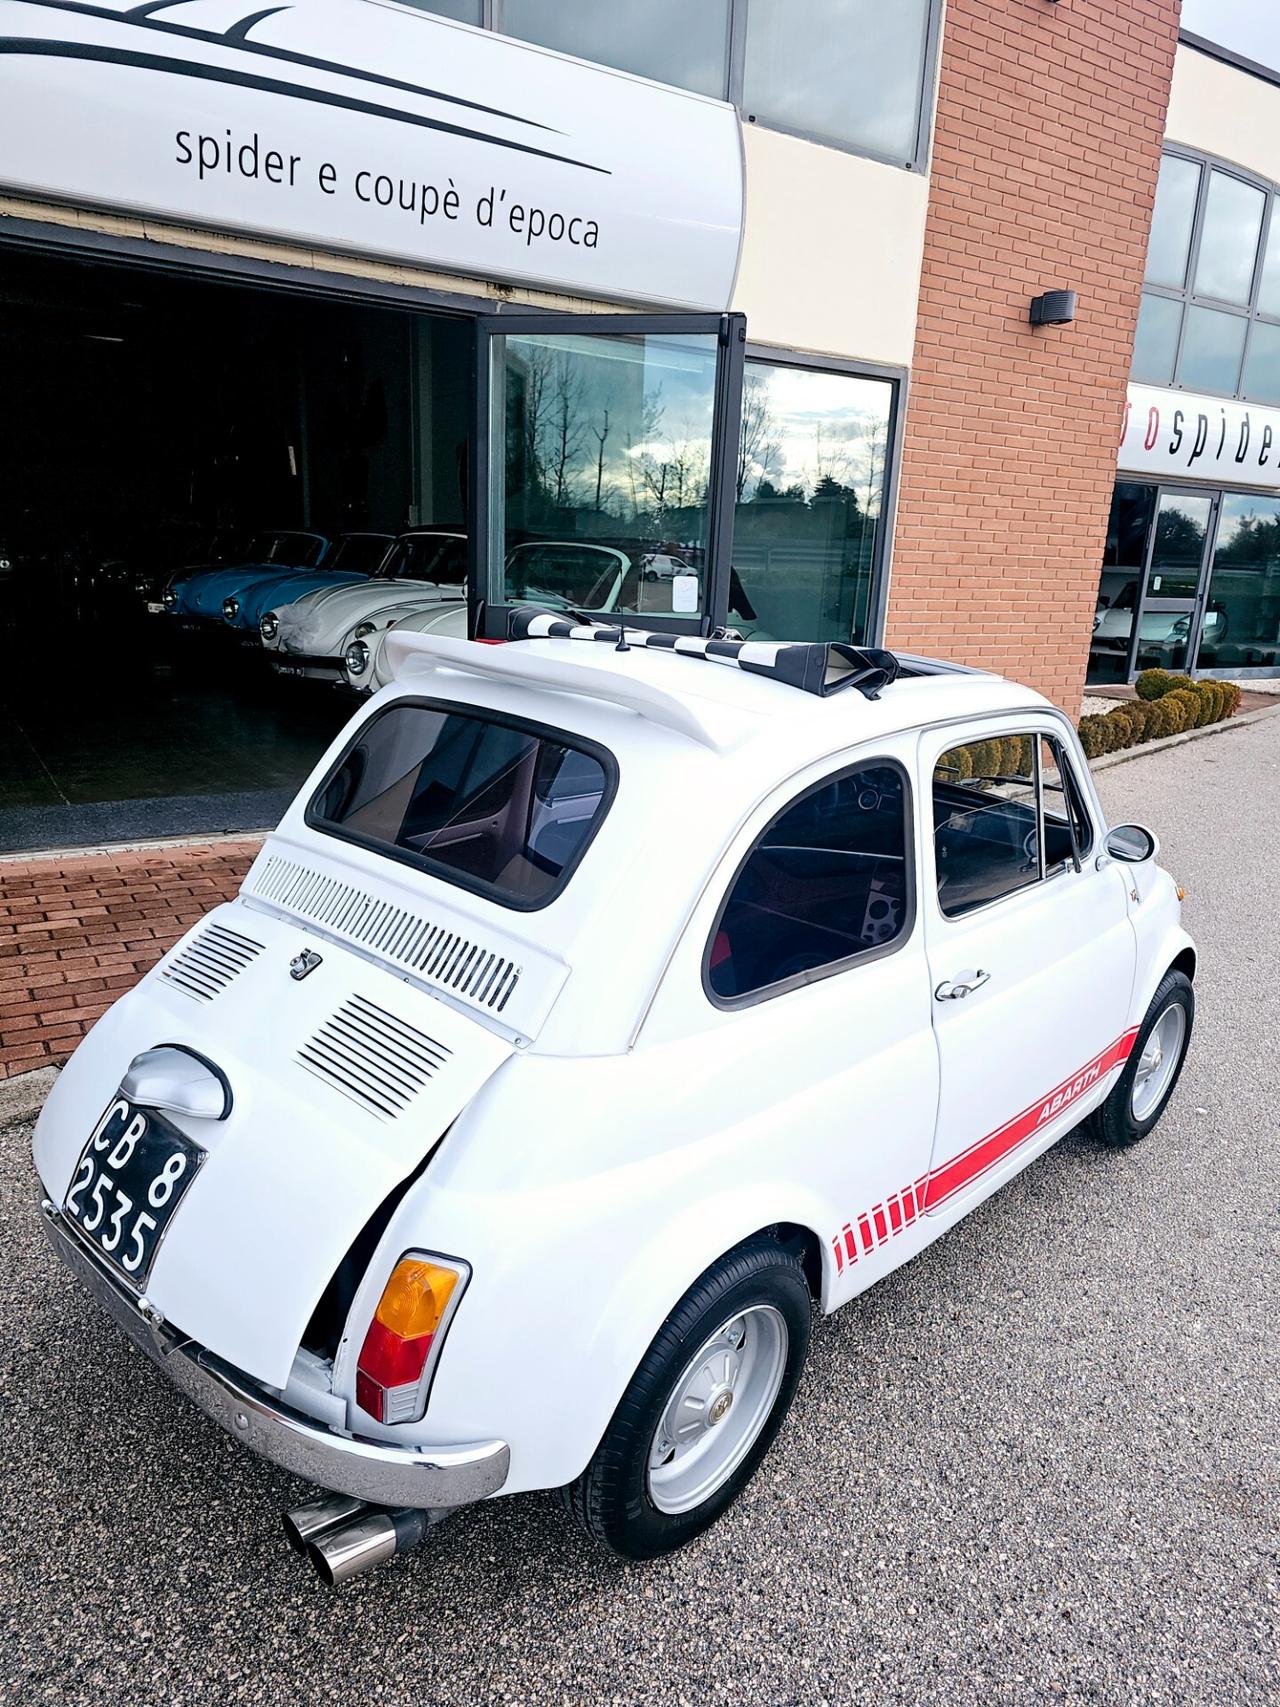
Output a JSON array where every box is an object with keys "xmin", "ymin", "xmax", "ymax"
[{"xmin": 2, "ymin": 715, "xmax": 1277, "ymax": 1707}]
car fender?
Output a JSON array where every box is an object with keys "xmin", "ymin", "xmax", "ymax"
[
  {"xmin": 365, "ymin": 1167, "xmax": 834, "ymax": 1497},
  {"xmin": 1128, "ymin": 866, "xmax": 1195, "ymax": 1024}
]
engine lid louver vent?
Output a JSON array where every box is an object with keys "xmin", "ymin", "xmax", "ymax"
[
  {"xmin": 161, "ymin": 922, "xmax": 264, "ymax": 1002},
  {"xmin": 247, "ymin": 854, "xmax": 522, "ymax": 1014},
  {"xmin": 298, "ymin": 994, "xmax": 452, "ymax": 1120}
]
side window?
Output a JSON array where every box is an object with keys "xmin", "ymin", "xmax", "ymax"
[
  {"xmin": 933, "ymin": 731, "xmax": 1093, "ymax": 919},
  {"xmin": 706, "ymin": 762, "xmax": 912, "ymax": 1003},
  {"xmin": 933, "ymin": 736, "xmax": 1039, "ymax": 918}
]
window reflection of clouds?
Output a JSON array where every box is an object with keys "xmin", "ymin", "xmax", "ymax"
[
  {"xmin": 741, "ymin": 364, "xmax": 892, "ymax": 512},
  {"xmin": 1194, "ymin": 171, "xmax": 1265, "ymax": 304}
]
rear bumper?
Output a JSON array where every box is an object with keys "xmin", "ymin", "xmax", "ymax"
[{"xmin": 40, "ymin": 1199, "xmax": 510, "ymax": 1510}]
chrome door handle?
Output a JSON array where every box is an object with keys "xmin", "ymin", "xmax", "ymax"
[{"xmin": 934, "ymin": 969, "xmax": 991, "ymax": 1001}]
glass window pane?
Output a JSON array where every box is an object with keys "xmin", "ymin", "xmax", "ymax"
[
  {"xmin": 729, "ymin": 361, "xmax": 894, "ymax": 644},
  {"xmin": 312, "ymin": 702, "xmax": 613, "ymax": 909},
  {"xmin": 933, "ymin": 737, "xmax": 1039, "ymax": 918},
  {"xmin": 1258, "ymin": 213, "xmax": 1280, "ymax": 318},
  {"xmin": 1039, "ymin": 738, "xmax": 1093, "ymax": 865},
  {"xmin": 1194, "ymin": 170, "xmax": 1265, "ymax": 304},
  {"xmin": 1147, "ymin": 492, "xmax": 1212, "ymax": 599},
  {"xmin": 1089, "ymin": 482, "xmax": 1156, "ymax": 685},
  {"xmin": 1131, "ymin": 293, "xmax": 1182, "ymax": 385},
  {"xmin": 500, "ymin": 0, "xmax": 730, "ymax": 97},
  {"xmin": 1145, "ymin": 155, "xmax": 1201, "ymax": 288},
  {"xmin": 1242, "ymin": 319, "xmax": 1280, "ymax": 406},
  {"xmin": 1202, "ymin": 492, "xmax": 1280, "ymax": 671},
  {"xmin": 494, "ymin": 329, "xmax": 718, "ymax": 618},
  {"xmin": 708, "ymin": 763, "xmax": 909, "ymax": 1001},
  {"xmin": 1177, "ymin": 305, "xmax": 1247, "ymax": 395},
  {"xmin": 742, "ymin": 0, "xmax": 932, "ymax": 162},
  {"xmin": 400, "ymin": 1, "xmax": 483, "ymax": 22}
]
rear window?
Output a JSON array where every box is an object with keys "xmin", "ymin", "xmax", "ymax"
[{"xmin": 308, "ymin": 701, "xmax": 617, "ymax": 910}]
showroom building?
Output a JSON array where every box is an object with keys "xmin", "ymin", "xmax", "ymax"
[
  {"xmin": 0, "ymin": 0, "xmax": 1194, "ymax": 852},
  {"xmin": 1097, "ymin": 30, "xmax": 1280, "ymax": 686}
]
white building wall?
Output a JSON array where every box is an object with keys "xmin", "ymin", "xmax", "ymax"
[
  {"xmin": 1165, "ymin": 42, "xmax": 1280, "ymax": 183},
  {"xmin": 731, "ymin": 126, "xmax": 928, "ymax": 367}
]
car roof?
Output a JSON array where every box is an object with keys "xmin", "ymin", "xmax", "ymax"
[{"xmin": 385, "ymin": 627, "xmax": 1058, "ymax": 771}]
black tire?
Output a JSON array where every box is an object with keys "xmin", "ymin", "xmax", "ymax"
[
  {"xmin": 1090, "ymin": 969, "xmax": 1194, "ymax": 1148},
  {"xmin": 560, "ymin": 1237, "xmax": 812, "ymax": 1560}
]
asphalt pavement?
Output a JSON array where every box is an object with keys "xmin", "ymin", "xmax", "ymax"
[{"xmin": 2, "ymin": 714, "xmax": 1277, "ymax": 1706}]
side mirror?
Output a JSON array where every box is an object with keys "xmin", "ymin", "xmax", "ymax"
[{"xmin": 1105, "ymin": 823, "xmax": 1158, "ymax": 863}]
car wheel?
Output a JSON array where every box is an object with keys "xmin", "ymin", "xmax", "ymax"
[
  {"xmin": 1091, "ymin": 970, "xmax": 1194, "ymax": 1147},
  {"xmin": 560, "ymin": 1237, "xmax": 811, "ymax": 1560}
]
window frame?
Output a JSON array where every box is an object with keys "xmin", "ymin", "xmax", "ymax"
[
  {"xmin": 701, "ymin": 753, "xmax": 916, "ymax": 1011},
  {"xmin": 304, "ymin": 694, "xmax": 621, "ymax": 913},
  {"xmin": 1138, "ymin": 144, "xmax": 1280, "ymax": 405},
  {"xmin": 482, "ymin": 0, "xmax": 943, "ymax": 173},
  {"xmin": 723, "ymin": 343, "xmax": 907, "ymax": 643},
  {"xmin": 930, "ymin": 726, "xmax": 1098, "ymax": 924}
]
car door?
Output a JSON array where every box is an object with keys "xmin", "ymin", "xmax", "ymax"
[{"xmin": 920, "ymin": 718, "xmax": 1136, "ymax": 1219}]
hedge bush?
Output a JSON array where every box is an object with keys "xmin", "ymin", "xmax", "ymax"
[
  {"xmin": 1135, "ymin": 668, "xmax": 1172, "ymax": 701},
  {"xmin": 1086, "ymin": 668, "xmax": 1240, "ymax": 759}
]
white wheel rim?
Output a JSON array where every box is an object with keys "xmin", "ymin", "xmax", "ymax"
[
  {"xmin": 646, "ymin": 1304, "xmax": 787, "ymax": 1516},
  {"xmin": 1131, "ymin": 1003, "xmax": 1187, "ymax": 1121}
]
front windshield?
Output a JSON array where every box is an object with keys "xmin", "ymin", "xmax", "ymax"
[
  {"xmin": 327, "ymin": 534, "xmax": 392, "ymax": 575},
  {"xmin": 244, "ymin": 532, "xmax": 324, "ymax": 567},
  {"xmin": 378, "ymin": 534, "xmax": 467, "ymax": 586},
  {"xmin": 505, "ymin": 543, "xmax": 631, "ymax": 611},
  {"xmin": 310, "ymin": 702, "xmax": 615, "ymax": 910}
]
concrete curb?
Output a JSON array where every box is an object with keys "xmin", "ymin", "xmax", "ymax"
[
  {"xmin": 0, "ymin": 828, "xmax": 268, "ymax": 866},
  {"xmin": 0, "ymin": 1065, "xmax": 58, "ymax": 1130},
  {"xmin": 1087, "ymin": 703, "xmax": 1280, "ymax": 772}
]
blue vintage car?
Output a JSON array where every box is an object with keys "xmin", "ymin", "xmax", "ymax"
[
  {"xmin": 221, "ymin": 532, "xmax": 393, "ymax": 634},
  {"xmin": 164, "ymin": 530, "xmax": 330, "ymax": 621}
]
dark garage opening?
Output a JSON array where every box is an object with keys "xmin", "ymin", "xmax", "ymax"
[{"xmin": 0, "ymin": 249, "xmax": 470, "ymax": 853}]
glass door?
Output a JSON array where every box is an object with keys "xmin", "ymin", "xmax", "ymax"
[
  {"xmin": 471, "ymin": 312, "xmax": 745, "ymax": 639},
  {"xmin": 1130, "ymin": 488, "xmax": 1219, "ymax": 676}
]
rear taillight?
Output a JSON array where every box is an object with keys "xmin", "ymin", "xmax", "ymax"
[{"xmin": 355, "ymin": 1254, "xmax": 469, "ymax": 1424}]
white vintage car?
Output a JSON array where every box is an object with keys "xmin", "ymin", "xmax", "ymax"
[
  {"xmin": 264, "ymin": 528, "xmax": 467, "ymax": 682},
  {"xmin": 33, "ymin": 615, "xmax": 1195, "ymax": 1583},
  {"xmin": 342, "ymin": 600, "xmax": 470, "ymax": 694}
]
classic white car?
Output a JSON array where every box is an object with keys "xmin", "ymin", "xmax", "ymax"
[
  {"xmin": 342, "ymin": 600, "xmax": 470, "ymax": 694},
  {"xmin": 264, "ymin": 529, "xmax": 467, "ymax": 681},
  {"xmin": 33, "ymin": 615, "xmax": 1195, "ymax": 1583}
]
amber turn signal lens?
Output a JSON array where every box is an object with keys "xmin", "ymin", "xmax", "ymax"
[
  {"xmin": 374, "ymin": 1258, "xmax": 461, "ymax": 1339},
  {"xmin": 1176, "ymin": 884, "xmax": 1186, "ymax": 901}
]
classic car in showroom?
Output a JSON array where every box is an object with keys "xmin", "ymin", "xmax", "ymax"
[
  {"xmin": 163, "ymin": 529, "xmax": 330, "ymax": 621},
  {"xmin": 341, "ymin": 599, "xmax": 470, "ymax": 693},
  {"xmin": 34, "ymin": 612, "xmax": 1195, "ymax": 1581},
  {"xmin": 264, "ymin": 528, "xmax": 468, "ymax": 682},
  {"xmin": 221, "ymin": 532, "xmax": 394, "ymax": 636}
]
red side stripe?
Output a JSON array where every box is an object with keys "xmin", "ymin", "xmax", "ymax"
[{"xmin": 830, "ymin": 1028, "xmax": 1139, "ymax": 1271}]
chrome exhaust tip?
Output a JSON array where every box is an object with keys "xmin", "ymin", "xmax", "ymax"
[
  {"xmin": 306, "ymin": 1507, "xmax": 430, "ymax": 1586},
  {"xmin": 282, "ymin": 1494, "xmax": 370, "ymax": 1555}
]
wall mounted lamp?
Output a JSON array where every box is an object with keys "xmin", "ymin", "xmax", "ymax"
[{"xmin": 1029, "ymin": 290, "xmax": 1078, "ymax": 326}]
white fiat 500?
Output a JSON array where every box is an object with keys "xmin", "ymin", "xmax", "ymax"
[{"xmin": 32, "ymin": 615, "xmax": 1195, "ymax": 1583}]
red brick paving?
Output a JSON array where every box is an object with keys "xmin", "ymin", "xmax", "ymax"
[{"xmin": 0, "ymin": 840, "xmax": 261, "ymax": 1079}]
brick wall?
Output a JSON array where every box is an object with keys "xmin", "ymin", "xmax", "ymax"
[
  {"xmin": 886, "ymin": 0, "xmax": 1180, "ymax": 709},
  {"xmin": 0, "ymin": 842, "xmax": 259, "ymax": 1079}
]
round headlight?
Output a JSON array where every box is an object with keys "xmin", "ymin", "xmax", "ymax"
[
  {"xmin": 260, "ymin": 612, "xmax": 278, "ymax": 641},
  {"xmin": 222, "ymin": 597, "xmax": 239, "ymax": 620},
  {"xmin": 353, "ymin": 620, "xmax": 378, "ymax": 640},
  {"xmin": 345, "ymin": 639, "xmax": 369, "ymax": 677},
  {"xmin": 163, "ymin": 588, "xmax": 179, "ymax": 609}
]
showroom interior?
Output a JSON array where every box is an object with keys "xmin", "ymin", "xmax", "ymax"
[{"xmin": 0, "ymin": 246, "xmax": 472, "ymax": 852}]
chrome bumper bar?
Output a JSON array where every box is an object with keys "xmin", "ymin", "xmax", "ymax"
[{"xmin": 40, "ymin": 1199, "xmax": 509, "ymax": 1510}]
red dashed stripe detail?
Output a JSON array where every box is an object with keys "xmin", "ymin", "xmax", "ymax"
[{"xmin": 830, "ymin": 1029, "xmax": 1139, "ymax": 1273}]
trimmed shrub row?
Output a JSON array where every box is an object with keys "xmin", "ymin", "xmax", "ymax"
[{"xmin": 1078, "ymin": 672, "xmax": 1241, "ymax": 760}]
